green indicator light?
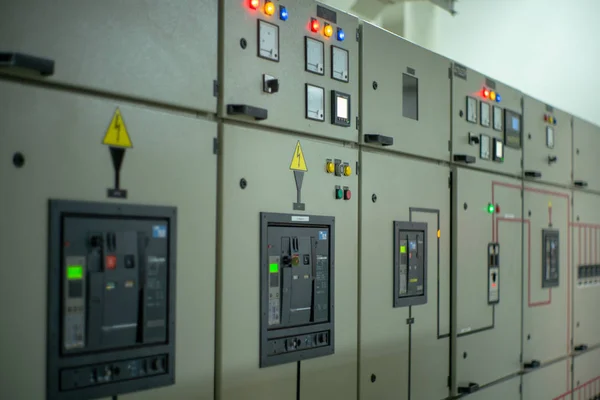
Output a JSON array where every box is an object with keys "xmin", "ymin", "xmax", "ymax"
[
  {"xmin": 335, "ymin": 189, "xmax": 343, "ymax": 199},
  {"xmin": 269, "ymin": 263, "xmax": 279, "ymax": 273},
  {"xmin": 487, "ymin": 203, "xmax": 495, "ymax": 214},
  {"xmin": 67, "ymin": 265, "xmax": 83, "ymax": 280},
  {"xmin": 400, "ymin": 245, "xmax": 407, "ymax": 254}
]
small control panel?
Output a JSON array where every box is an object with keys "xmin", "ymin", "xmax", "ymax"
[
  {"xmin": 260, "ymin": 213, "xmax": 335, "ymax": 367},
  {"xmin": 542, "ymin": 229, "xmax": 559, "ymax": 288},
  {"xmin": 577, "ymin": 265, "xmax": 600, "ymax": 287},
  {"xmin": 48, "ymin": 200, "xmax": 176, "ymax": 399},
  {"xmin": 393, "ymin": 221, "xmax": 427, "ymax": 308},
  {"xmin": 488, "ymin": 243, "xmax": 500, "ymax": 304},
  {"xmin": 325, "ymin": 158, "xmax": 352, "ymax": 200}
]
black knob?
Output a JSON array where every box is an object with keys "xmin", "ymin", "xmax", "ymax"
[
  {"xmin": 548, "ymin": 155, "xmax": 558, "ymax": 164},
  {"xmin": 266, "ymin": 78, "xmax": 279, "ymax": 93},
  {"xmin": 282, "ymin": 255, "xmax": 291, "ymax": 265},
  {"xmin": 89, "ymin": 235, "xmax": 102, "ymax": 247}
]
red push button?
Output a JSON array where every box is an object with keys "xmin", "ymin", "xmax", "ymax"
[
  {"xmin": 344, "ymin": 189, "xmax": 351, "ymax": 200},
  {"xmin": 106, "ymin": 255, "xmax": 117, "ymax": 270}
]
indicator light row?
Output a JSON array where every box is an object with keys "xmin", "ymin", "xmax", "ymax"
[
  {"xmin": 326, "ymin": 161, "xmax": 352, "ymax": 176},
  {"xmin": 487, "ymin": 203, "xmax": 501, "ymax": 214},
  {"xmin": 482, "ymin": 88, "xmax": 502, "ymax": 103},
  {"xmin": 311, "ymin": 18, "xmax": 344, "ymax": 41},
  {"xmin": 544, "ymin": 114, "xmax": 558, "ymax": 125},
  {"xmin": 250, "ymin": 0, "xmax": 288, "ymax": 21}
]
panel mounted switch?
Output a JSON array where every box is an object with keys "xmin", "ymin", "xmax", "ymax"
[
  {"xmin": 393, "ymin": 221, "xmax": 427, "ymax": 308},
  {"xmin": 263, "ymin": 74, "xmax": 279, "ymax": 94},
  {"xmin": 488, "ymin": 243, "xmax": 500, "ymax": 304},
  {"xmin": 542, "ymin": 229, "xmax": 559, "ymax": 288}
]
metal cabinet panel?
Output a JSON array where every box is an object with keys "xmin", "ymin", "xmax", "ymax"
[
  {"xmin": 522, "ymin": 95, "xmax": 572, "ymax": 187},
  {"xmin": 522, "ymin": 360, "xmax": 571, "ymax": 400},
  {"xmin": 360, "ymin": 23, "xmax": 451, "ymax": 161},
  {"xmin": 463, "ymin": 377, "xmax": 521, "ymax": 400},
  {"xmin": 573, "ymin": 348, "xmax": 600, "ymax": 400},
  {"xmin": 451, "ymin": 168, "xmax": 522, "ymax": 392},
  {"xmin": 218, "ymin": 124, "xmax": 358, "ymax": 400},
  {"xmin": 0, "ymin": 0, "xmax": 217, "ymax": 113},
  {"xmin": 359, "ymin": 150, "xmax": 450, "ymax": 400},
  {"xmin": 573, "ymin": 116, "xmax": 600, "ymax": 192},
  {"xmin": 451, "ymin": 64, "xmax": 523, "ymax": 177},
  {"xmin": 220, "ymin": 0, "xmax": 359, "ymax": 142},
  {"xmin": 0, "ymin": 81, "xmax": 217, "ymax": 399},
  {"xmin": 572, "ymin": 191, "xmax": 600, "ymax": 349},
  {"xmin": 522, "ymin": 183, "xmax": 570, "ymax": 364}
]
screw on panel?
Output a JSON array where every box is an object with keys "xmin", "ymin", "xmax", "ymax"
[
  {"xmin": 372, "ymin": 81, "xmax": 378, "ymax": 90},
  {"xmin": 527, "ymin": 334, "xmax": 531, "ymax": 340},
  {"xmin": 240, "ymin": 38, "xmax": 247, "ymax": 49},
  {"xmin": 240, "ymin": 178, "xmax": 248, "ymax": 189},
  {"xmin": 372, "ymin": 194, "xmax": 377, "ymax": 203},
  {"xmin": 459, "ymin": 110, "xmax": 464, "ymax": 117},
  {"xmin": 528, "ymin": 210, "xmax": 532, "ymax": 217},
  {"xmin": 463, "ymin": 202, "xmax": 468, "ymax": 210},
  {"xmin": 463, "ymin": 352, "xmax": 467, "ymax": 359},
  {"xmin": 576, "ymin": 148, "xmax": 580, "ymax": 155},
  {"xmin": 12, "ymin": 152, "xmax": 25, "ymax": 168},
  {"xmin": 528, "ymin": 134, "xmax": 532, "ymax": 140},
  {"xmin": 370, "ymin": 374, "xmax": 376, "ymax": 383}
]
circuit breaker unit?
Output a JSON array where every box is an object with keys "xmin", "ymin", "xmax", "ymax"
[
  {"xmin": 488, "ymin": 243, "xmax": 500, "ymax": 304},
  {"xmin": 393, "ymin": 221, "xmax": 427, "ymax": 307},
  {"xmin": 542, "ymin": 229, "xmax": 559, "ymax": 288},
  {"xmin": 260, "ymin": 212, "xmax": 335, "ymax": 367},
  {"xmin": 47, "ymin": 200, "xmax": 177, "ymax": 399}
]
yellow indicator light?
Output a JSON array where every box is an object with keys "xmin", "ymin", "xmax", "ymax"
[
  {"xmin": 326, "ymin": 161, "xmax": 335, "ymax": 173},
  {"xmin": 490, "ymin": 91, "xmax": 496, "ymax": 101},
  {"xmin": 437, "ymin": 229, "xmax": 441, "ymax": 238},
  {"xmin": 343, "ymin": 165, "xmax": 352, "ymax": 176},
  {"xmin": 264, "ymin": 1, "xmax": 275, "ymax": 16},
  {"xmin": 324, "ymin": 24, "xmax": 333, "ymax": 37},
  {"xmin": 549, "ymin": 116, "xmax": 554, "ymax": 124}
]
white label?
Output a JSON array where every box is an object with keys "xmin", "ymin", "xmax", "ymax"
[
  {"xmin": 504, "ymin": 214, "xmax": 515, "ymax": 219},
  {"xmin": 292, "ymin": 216, "xmax": 309, "ymax": 222},
  {"xmin": 460, "ymin": 327, "xmax": 472, "ymax": 333}
]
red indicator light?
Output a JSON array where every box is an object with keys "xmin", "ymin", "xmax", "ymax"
[
  {"xmin": 106, "ymin": 255, "xmax": 117, "ymax": 270},
  {"xmin": 311, "ymin": 18, "xmax": 320, "ymax": 33},
  {"xmin": 249, "ymin": 0, "xmax": 260, "ymax": 9},
  {"xmin": 496, "ymin": 205, "xmax": 500, "ymax": 214},
  {"xmin": 544, "ymin": 114, "xmax": 548, "ymax": 121},
  {"xmin": 344, "ymin": 189, "xmax": 352, "ymax": 200},
  {"xmin": 483, "ymin": 89, "xmax": 490, "ymax": 98},
  {"xmin": 492, "ymin": 283, "xmax": 497, "ymax": 288}
]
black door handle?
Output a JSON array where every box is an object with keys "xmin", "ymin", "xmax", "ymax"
[
  {"xmin": 453, "ymin": 154, "xmax": 476, "ymax": 164},
  {"xmin": 458, "ymin": 382, "xmax": 479, "ymax": 394},
  {"xmin": 524, "ymin": 360, "xmax": 541, "ymax": 369},
  {"xmin": 364, "ymin": 134, "xmax": 393, "ymax": 146},
  {"xmin": 574, "ymin": 180, "xmax": 588, "ymax": 188},
  {"xmin": 0, "ymin": 52, "xmax": 55, "ymax": 76},
  {"xmin": 525, "ymin": 171, "xmax": 542, "ymax": 178},
  {"xmin": 226, "ymin": 104, "xmax": 268, "ymax": 121},
  {"xmin": 574, "ymin": 344, "xmax": 588, "ymax": 351}
]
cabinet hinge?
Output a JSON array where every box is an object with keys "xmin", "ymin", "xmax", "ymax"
[{"xmin": 213, "ymin": 137, "xmax": 218, "ymax": 155}]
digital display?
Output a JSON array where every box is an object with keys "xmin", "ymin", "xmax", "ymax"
[
  {"xmin": 336, "ymin": 96, "xmax": 348, "ymax": 119},
  {"xmin": 512, "ymin": 116, "xmax": 519, "ymax": 131},
  {"xmin": 496, "ymin": 140, "xmax": 503, "ymax": 159},
  {"xmin": 504, "ymin": 109, "xmax": 522, "ymax": 149},
  {"xmin": 409, "ymin": 241, "xmax": 417, "ymax": 250}
]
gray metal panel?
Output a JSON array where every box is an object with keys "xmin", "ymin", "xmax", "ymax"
[
  {"xmin": 0, "ymin": 80, "xmax": 217, "ymax": 399},
  {"xmin": 522, "ymin": 95, "xmax": 572, "ymax": 186},
  {"xmin": 359, "ymin": 150, "xmax": 450, "ymax": 400},
  {"xmin": 463, "ymin": 376, "xmax": 521, "ymax": 400},
  {"xmin": 572, "ymin": 191, "xmax": 600, "ymax": 348},
  {"xmin": 451, "ymin": 65, "xmax": 523, "ymax": 176},
  {"xmin": 521, "ymin": 360, "xmax": 571, "ymax": 400},
  {"xmin": 573, "ymin": 116, "xmax": 600, "ymax": 192},
  {"xmin": 218, "ymin": 124, "xmax": 358, "ymax": 400},
  {"xmin": 360, "ymin": 23, "xmax": 451, "ymax": 161},
  {"xmin": 220, "ymin": 1, "xmax": 359, "ymax": 142},
  {"xmin": 452, "ymin": 168, "xmax": 522, "ymax": 391},
  {"xmin": 573, "ymin": 348, "xmax": 600, "ymax": 398},
  {"xmin": 0, "ymin": 0, "xmax": 217, "ymax": 113},
  {"xmin": 522, "ymin": 183, "xmax": 569, "ymax": 364}
]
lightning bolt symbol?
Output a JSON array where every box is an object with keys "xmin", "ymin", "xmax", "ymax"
[
  {"xmin": 297, "ymin": 148, "xmax": 301, "ymax": 167},
  {"xmin": 114, "ymin": 114, "xmax": 121, "ymax": 143}
]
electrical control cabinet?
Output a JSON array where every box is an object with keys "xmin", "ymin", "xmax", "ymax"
[
  {"xmin": 359, "ymin": 150, "xmax": 450, "ymax": 400},
  {"xmin": 521, "ymin": 360, "xmax": 571, "ymax": 400},
  {"xmin": 460, "ymin": 376, "xmax": 521, "ymax": 400},
  {"xmin": 220, "ymin": 0, "xmax": 359, "ymax": 142},
  {"xmin": 0, "ymin": 80, "xmax": 217, "ymax": 399},
  {"xmin": 522, "ymin": 95, "xmax": 572, "ymax": 186},
  {"xmin": 360, "ymin": 22, "xmax": 451, "ymax": 161},
  {"xmin": 573, "ymin": 348, "xmax": 600, "ymax": 399},
  {"xmin": 0, "ymin": 0, "xmax": 218, "ymax": 113},
  {"xmin": 522, "ymin": 183, "xmax": 569, "ymax": 365},
  {"xmin": 218, "ymin": 124, "xmax": 357, "ymax": 400},
  {"xmin": 48, "ymin": 201, "xmax": 177, "ymax": 399},
  {"xmin": 573, "ymin": 116, "xmax": 600, "ymax": 192},
  {"xmin": 260, "ymin": 213, "xmax": 335, "ymax": 367},
  {"xmin": 451, "ymin": 168, "xmax": 522, "ymax": 393},
  {"xmin": 573, "ymin": 191, "xmax": 600, "ymax": 350},
  {"xmin": 451, "ymin": 64, "xmax": 523, "ymax": 176}
]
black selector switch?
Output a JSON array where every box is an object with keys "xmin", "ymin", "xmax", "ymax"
[
  {"xmin": 303, "ymin": 254, "xmax": 310, "ymax": 265},
  {"xmin": 125, "ymin": 255, "xmax": 135, "ymax": 269}
]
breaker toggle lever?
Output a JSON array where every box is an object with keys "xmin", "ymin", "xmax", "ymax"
[{"xmin": 263, "ymin": 74, "xmax": 280, "ymax": 94}]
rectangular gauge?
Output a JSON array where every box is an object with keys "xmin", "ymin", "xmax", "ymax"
[
  {"xmin": 493, "ymin": 106, "xmax": 503, "ymax": 131},
  {"xmin": 331, "ymin": 46, "xmax": 349, "ymax": 82},
  {"xmin": 306, "ymin": 84, "xmax": 324, "ymax": 122},
  {"xmin": 480, "ymin": 101, "xmax": 490, "ymax": 127},
  {"xmin": 258, "ymin": 20, "xmax": 279, "ymax": 62},
  {"xmin": 305, "ymin": 37, "xmax": 324, "ymax": 75},
  {"xmin": 466, "ymin": 96, "xmax": 477, "ymax": 123},
  {"xmin": 546, "ymin": 126, "xmax": 555, "ymax": 149},
  {"xmin": 331, "ymin": 90, "xmax": 351, "ymax": 127},
  {"xmin": 480, "ymin": 134, "xmax": 491, "ymax": 160},
  {"xmin": 504, "ymin": 109, "xmax": 522, "ymax": 149},
  {"xmin": 493, "ymin": 138, "xmax": 504, "ymax": 162}
]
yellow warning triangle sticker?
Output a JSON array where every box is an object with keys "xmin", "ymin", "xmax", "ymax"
[
  {"xmin": 102, "ymin": 109, "xmax": 133, "ymax": 148},
  {"xmin": 289, "ymin": 141, "xmax": 308, "ymax": 172}
]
